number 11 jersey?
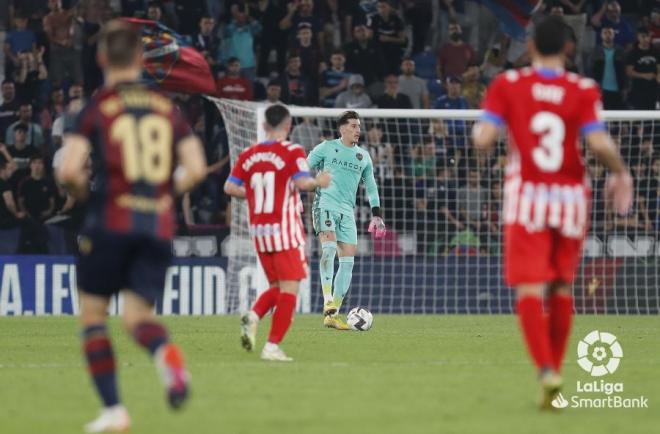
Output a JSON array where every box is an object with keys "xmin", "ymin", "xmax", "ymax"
[{"xmin": 228, "ymin": 140, "xmax": 311, "ymax": 253}]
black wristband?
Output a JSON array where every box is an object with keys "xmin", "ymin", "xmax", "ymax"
[{"xmin": 371, "ymin": 207, "xmax": 382, "ymax": 218}]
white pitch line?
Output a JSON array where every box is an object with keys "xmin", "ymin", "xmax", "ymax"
[{"xmin": 2, "ymin": 359, "xmax": 659, "ymax": 370}]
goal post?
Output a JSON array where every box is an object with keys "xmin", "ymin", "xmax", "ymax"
[{"xmin": 211, "ymin": 97, "xmax": 659, "ymax": 315}]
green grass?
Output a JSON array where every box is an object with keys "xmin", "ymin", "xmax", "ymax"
[{"xmin": 0, "ymin": 315, "xmax": 658, "ymax": 434}]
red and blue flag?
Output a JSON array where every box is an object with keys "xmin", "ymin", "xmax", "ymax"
[
  {"xmin": 123, "ymin": 18, "xmax": 215, "ymax": 94},
  {"xmin": 481, "ymin": 0, "xmax": 542, "ymax": 41}
]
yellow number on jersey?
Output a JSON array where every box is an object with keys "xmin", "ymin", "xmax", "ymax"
[{"xmin": 111, "ymin": 114, "xmax": 172, "ymax": 184}]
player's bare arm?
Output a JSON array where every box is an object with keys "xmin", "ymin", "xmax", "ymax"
[
  {"xmin": 174, "ymin": 134, "xmax": 208, "ymax": 194},
  {"xmin": 471, "ymin": 121, "xmax": 499, "ymax": 150},
  {"xmin": 585, "ymin": 130, "xmax": 633, "ymax": 215},
  {"xmin": 56, "ymin": 134, "xmax": 91, "ymax": 199},
  {"xmin": 224, "ymin": 179, "xmax": 246, "ymax": 198},
  {"xmin": 295, "ymin": 171, "xmax": 331, "ymax": 191}
]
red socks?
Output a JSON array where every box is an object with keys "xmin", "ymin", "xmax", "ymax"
[
  {"xmin": 516, "ymin": 295, "xmax": 553, "ymax": 371},
  {"xmin": 252, "ymin": 287, "xmax": 280, "ymax": 318},
  {"xmin": 268, "ymin": 292, "xmax": 297, "ymax": 344},
  {"xmin": 252, "ymin": 288, "xmax": 297, "ymax": 345},
  {"xmin": 548, "ymin": 294, "xmax": 574, "ymax": 372}
]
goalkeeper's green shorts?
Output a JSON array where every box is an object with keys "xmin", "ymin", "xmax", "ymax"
[{"xmin": 312, "ymin": 208, "xmax": 358, "ymax": 245}]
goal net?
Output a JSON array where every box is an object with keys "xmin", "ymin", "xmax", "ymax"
[{"xmin": 212, "ymin": 98, "xmax": 659, "ymax": 315}]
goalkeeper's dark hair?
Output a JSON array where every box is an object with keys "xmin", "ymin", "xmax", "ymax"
[
  {"xmin": 264, "ymin": 104, "xmax": 290, "ymax": 128},
  {"xmin": 338, "ymin": 110, "xmax": 360, "ymax": 127},
  {"xmin": 533, "ymin": 15, "xmax": 569, "ymax": 56}
]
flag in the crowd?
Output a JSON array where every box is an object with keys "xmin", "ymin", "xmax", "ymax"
[
  {"xmin": 123, "ymin": 18, "xmax": 215, "ymax": 94},
  {"xmin": 480, "ymin": 0, "xmax": 542, "ymax": 41}
]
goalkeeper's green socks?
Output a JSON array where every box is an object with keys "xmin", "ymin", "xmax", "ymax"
[
  {"xmin": 320, "ymin": 241, "xmax": 337, "ymax": 304},
  {"xmin": 333, "ymin": 256, "xmax": 354, "ymax": 311}
]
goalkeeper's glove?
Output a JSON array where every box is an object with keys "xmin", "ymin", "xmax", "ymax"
[{"xmin": 368, "ymin": 216, "xmax": 386, "ymax": 238}]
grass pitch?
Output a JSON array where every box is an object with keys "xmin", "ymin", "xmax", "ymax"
[{"xmin": 0, "ymin": 315, "xmax": 658, "ymax": 434}]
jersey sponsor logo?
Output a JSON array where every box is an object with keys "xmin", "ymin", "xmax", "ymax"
[
  {"xmin": 242, "ymin": 151, "xmax": 286, "ymax": 171},
  {"xmin": 532, "ymin": 83, "xmax": 565, "ymax": 105},
  {"xmin": 249, "ymin": 224, "xmax": 281, "ymax": 237},
  {"xmin": 330, "ymin": 157, "xmax": 362, "ymax": 172},
  {"xmin": 116, "ymin": 193, "xmax": 173, "ymax": 213}
]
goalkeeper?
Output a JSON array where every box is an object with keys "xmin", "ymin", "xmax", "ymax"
[{"xmin": 307, "ymin": 110, "xmax": 386, "ymax": 330}]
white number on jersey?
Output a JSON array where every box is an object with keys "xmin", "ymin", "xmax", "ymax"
[
  {"xmin": 530, "ymin": 112, "xmax": 565, "ymax": 172},
  {"xmin": 250, "ymin": 171, "xmax": 275, "ymax": 214}
]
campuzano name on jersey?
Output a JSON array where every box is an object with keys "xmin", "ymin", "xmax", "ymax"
[{"xmin": 228, "ymin": 140, "xmax": 310, "ymax": 253}]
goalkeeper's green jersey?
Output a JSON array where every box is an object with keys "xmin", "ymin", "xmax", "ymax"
[{"xmin": 307, "ymin": 138, "xmax": 380, "ymax": 215}]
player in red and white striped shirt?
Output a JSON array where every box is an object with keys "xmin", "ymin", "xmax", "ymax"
[
  {"xmin": 472, "ymin": 16, "xmax": 633, "ymax": 409},
  {"xmin": 224, "ymin": 104, "xmax": 331, "ymax": 362}
]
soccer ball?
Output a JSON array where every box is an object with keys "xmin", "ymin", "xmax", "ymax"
[{"xmin": 347, "ymin": 307, "xmax": 374, "ymax": 331}]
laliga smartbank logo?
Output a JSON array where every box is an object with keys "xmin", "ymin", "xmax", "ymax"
[
  {"xmin": 576, "ymin": 330, "xmax": 622, "ymax": 376},
  {"xmin": 551, "ymin": 330, "xmax": 649, "ymax": 410}
]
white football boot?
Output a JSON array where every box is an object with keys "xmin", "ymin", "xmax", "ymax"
[
  {"xmin": 84, "ymin": 405, "xmax": 131, "ymax": 433},
  {"xmin": 260, "ymin": 343, "xmax": 293, "ymax": 362}
]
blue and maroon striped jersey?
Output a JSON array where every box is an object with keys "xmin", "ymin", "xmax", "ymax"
[{"xmin": 73, "ymin": 82, "xmax": 193, "ymax": 239}]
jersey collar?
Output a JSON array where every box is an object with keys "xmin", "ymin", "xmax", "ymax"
[
  {"xmin": 533, "ymin": 66, "xmax": 564, "ymax": 80},
  {"xmin": 338, "ymin": 138, "xmax": 357, "ymax": 148}
]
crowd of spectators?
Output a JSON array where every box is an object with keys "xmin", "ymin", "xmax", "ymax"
[{"xmin": 0, "ymin": 0, "xmax": 657, "ymax": 255}]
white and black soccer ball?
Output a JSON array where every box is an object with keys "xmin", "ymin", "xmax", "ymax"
[{"xmin": 347, "ymin": 307, "xmax": 374, "ymax": 331}]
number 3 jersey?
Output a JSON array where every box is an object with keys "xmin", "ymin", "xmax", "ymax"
[
  {"xmin": 72, "ymin": 82, "xmax": 193, "ymax": 240},
  {"xmin": 228, "ymin": 140, "xmax": 311, "ymax": 253},
  {"xmin": 481, "ymin": 68, "xmax": 606, "ymax": 238}
]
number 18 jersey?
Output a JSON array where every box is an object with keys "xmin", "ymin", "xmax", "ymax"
[
  {"xmin": 228, "ymin": 140, "xmax": 311, "ymax": 253},
  {"xmin": 481, "ymin": 68, "xmax": 605, "ymax": 237},
  {"xmin": 73, "ymin": 82, "xmax": 193, "ymax": 240}
]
